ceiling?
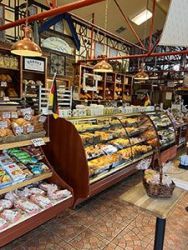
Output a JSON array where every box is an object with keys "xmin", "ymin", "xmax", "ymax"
[{"xmin": 36, "ymin": 0, "xmax": 171, "ymax": 44}]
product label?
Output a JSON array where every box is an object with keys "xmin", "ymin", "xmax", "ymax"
[
  {"xmin": 31, "ymin": 138, "xmax": 45, "ymax": 147},
  {"xmin": 2, "ymin": 112, "xmax": 11, "ymax": 119},
  {"xmin": 14, "ymin": 126, "xmax": 23, "ymax": 135},
  {"xmin": 24, "ymin": 113, "xmax": 32, "ymax": 121},
  {"xmin": 0, "ymin": 121, "xmax": 8, "ymax": 128},
  {"xmin": 11, "ymin": 112, "xmax": 18, "ymax": 119},
  {"xmin": 1, "ymin": 81, "xmax": 7, "ymax": 87},
  {"xmin": 39, "ymin": 116, "xmax": 47, "ymax": 123},
  {"xmin": 26, "ymin": 125, "xmax": 34, "ymax": 133},
  {"xmin": 20, "ymin": 107, "xmax": 32, "ymax": 116}
]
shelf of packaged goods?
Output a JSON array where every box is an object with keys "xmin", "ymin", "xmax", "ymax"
[
  {"xmin": 0, "ymin": 194, "xmax": 73, "ymax": 247},
  {"xmin": 0, "ymin": 171, "xmax": 53, "ymax": 196},
  {"xmin": 89, "ymin": 151, "xmax": 154, "ymax": 184},
  {"xmin": 0, "ymin": 137, "xmax": 50, "ymax": 150}
]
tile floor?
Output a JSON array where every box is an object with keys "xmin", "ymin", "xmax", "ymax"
[{"xmin": 2, "ymin": 172, "xmax": 188, "ymax": 250}]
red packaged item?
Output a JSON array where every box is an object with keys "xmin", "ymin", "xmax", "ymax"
[
  {"xmin": 29, "ymin": 187, "xmax": 45, "ymax": 196},
  {"xmin": 4, "ymin": 192, "xmax": 18, "ymax": 202},
  {"xmin": 0, "ymin": 199, "xmax": 13, "ymax": 212},
  {"xmin": 0, "ymin": 217, "xmax": 8, "ymax": 231},
  {"xmin": 48, "ymin": 189, "xmax": 72, "ymax": 201},
  {"xmin": 30, "ymin": 195, "xmax": 52, "ymax": 209},
  {"xmin": 14, "ymin": 199, "xmax": 40, "ymax": 215},
  {"xmin": 1, "ymin": 209, "xmax": 21, "ymax": 223},
  {"xmin": 39, "ymin": 183, "xmax": 58, "ymax": 193}
]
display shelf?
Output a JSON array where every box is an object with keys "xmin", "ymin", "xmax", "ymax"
[
  {"xmin": 89, "ymin": 151, "xmax": 154, "ymax": 184},
  {"xmin": 0, "ymin": 171, "xmax": 52, "ymax": 196},
  {"xmin": 23, "ymin": 69, "xmax": 45, "ymax": 75},
  {"xmin": 0, "ymin": 137, "xmax": 50, "ymax": 150},
  {"xmin": 0, "ymin": 67, "xmax": 19, "ymax": 71},
  {"xmin": 44, "ymin": 113, "xmax": 159, "ymax": 205}
]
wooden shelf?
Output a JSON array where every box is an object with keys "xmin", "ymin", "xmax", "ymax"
[
  {"xmin": 0, "ymin": 67, "xmax": 19, "ymax": 71},
  {"xmin": 23, "ymin": 69, "xmax": 45, "ymax": 74},
  {"xmin": 0, "ymin": 137, "xmax": 50, "ymax": 150},
  {"xmin": 0, "ymin": 171, "xmax": 52, "ymax": 196}
]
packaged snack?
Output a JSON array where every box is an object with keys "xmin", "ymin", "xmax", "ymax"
[
  {"xmin": 29, "ymin": 165, "xmax": 43, "ymax": 175},
  {"xmin": 39, "ymin": 183, "xmax": 58, "ymax": 193},
  {"xmin": 0, "ymin": 168, "xmax": 12, "ymax": 187},
  {"xmin": 4, "ymin": 192, "xmax": 18, "ymax": 202},
  {"xmin": 29, "ymin": 187, "xmax": 45, "ymax": 195},
  {"xmin": 22, "ymin": 169, "xmax": 33, "ymax": 178},
  {"xmin": 0, "ymin": 199, "xmax": 13, "ymax": 212},
  {"xmin": 4, "ymin": 164, "xmax": 26, "ymax": 181},
  {"xmin": 0, "ymin": 217, "xmax": 8, "ymax": 231},
  {"xmin": 0, "ymin": 154, "xmax": 14, "ymax": 166},
  {"xmin": 14, "ymin": 199, "xmax": 40, "ymax": 215},
  {"xmin": 1, "ymin": 209, "xmax": 21, "ymax": 223},
  {"xmin": 15, "ymin": 187, "xmax": 31, "ymax": 198},
  {"xmin": 48, "ymin": 189, "xmax": 71, "ymax": 200},
  {"xmin": 30, "ymin": 194, "xmax": 52, "ymax": 209}
]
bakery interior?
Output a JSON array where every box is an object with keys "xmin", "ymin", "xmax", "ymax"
[{"xmin": 0, "ymin": 0, "xmax": 188, "ymax": 249}]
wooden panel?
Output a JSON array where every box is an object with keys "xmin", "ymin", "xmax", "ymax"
[
  {"xmin": 160, "ymin": 145, "xmax": 177, "ymax": 163},
  {"xmin": 43, "ymin": 116, "xmax": 89, "ymax": 203},
  {"xmin": 120, "ymin": 182, "xmax": 185, "ymax": 219}
]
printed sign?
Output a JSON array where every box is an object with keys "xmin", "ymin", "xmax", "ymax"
[
  {"xmin": 24, "ymin": 58, "xmax": 45, "ymax": 72},
  {"xmin": 32, "ymin": 138, "xmax": 45, "ymax": 147}
]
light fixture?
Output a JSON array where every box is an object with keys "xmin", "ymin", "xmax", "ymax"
[
  {"xmin": 131, "ymin": 9, "xmax": 152, "ymax": 25},
  {"xmin": 11, "ymin": 0, "xmax": 42, "ymax": 57},
  {"xmin": 134, "ymin": 63, "xmax": 149, "ymax": 80},
  {"xmin": 93, "ymin": 55, "xmax": 113, "ymax": 73},
  {"xmin": 93, "ymin": 0, "xmax": 113, "ymax": 73}
]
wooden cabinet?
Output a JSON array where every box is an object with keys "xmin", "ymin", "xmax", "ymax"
[{"xmin": 74, "ymin": 64, "xmax": 133, "ymax": 103}]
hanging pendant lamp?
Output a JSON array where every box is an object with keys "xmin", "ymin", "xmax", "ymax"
[
  {"xmin": 11, "ymin": 26, "xmax": 42, "ymax": 57},
  {"xmin": 93, "ymin": 0, "xmax": 113, "ymax": 73},
  {"xmin": 93, "ymin": 55, "xmax": 113, "ymax": 73},
  {"xmin": 134, "ymin": 63, "xmax": 149, "ymax": 80},
  {"xmin": 11, "ymin": 0, "xmax": 42, "ymax": 57}
]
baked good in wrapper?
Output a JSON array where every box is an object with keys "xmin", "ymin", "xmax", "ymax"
[
  {"xmin": 0, "ymin": 217, "xmax": 8, "ymax": 231},
  {"xmin": 1, "ymin": 209, "xmax": 21, "ymax": 223},
  {"xmin": 4, "ymin": 191, "xmax": 18, "ymax": 202},
  {"xmin": 39, "ymin": 183, "xmax": 58, "ymax": 193},
  {"xmin": 0, "ymin": 199, "xmax": 13, "ymax": 212},
  {"xmin": 14, "ymin": 199, "xmax": 40, "ymax": 215},
  {"xmin": 30, "ymin": 195, "xmax": 52, "ymax": 209},
  {"xmin": 29, "ymin": 187, "xmax": 45, "ymax": 195},
  {"xmin": 48, "ymin": 189, "xmax": 71, "ymax": 200}
]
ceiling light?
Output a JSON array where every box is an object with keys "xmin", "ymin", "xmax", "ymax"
[
  {"xmin": 131, "ymin": 9, "xmax": 152, "ymax": 25},
  {"xmin": 11, "ymin": 26, "xmax": 42, "ymax": 57},
  {"xmin": 134, "ymin": 63, "xmax": 149, "ymax": 80},
  {"xmin": 11, "ymin": 0, "xmax": 42, "ymax": 57},
  {"xmin": 93, "ymin": 56, "xmax": 113, "ymax": 73}
]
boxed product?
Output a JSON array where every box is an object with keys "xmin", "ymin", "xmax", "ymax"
[
  {"xmin": 3, "ymin": 163, "xmax": 26, "ymax": 182},
  {"xmin": 0, "ymin": 168, "xmax": 12, "ymax": 187}
]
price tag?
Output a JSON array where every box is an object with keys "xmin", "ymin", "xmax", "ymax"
[
  {"xmin": 1, "ymin": 81, "xmax": 7, "ymax": 87},
  {"xmin": 0, "ymin": 121, "xmax": 8, "ymax": 128},
  {"xmin": 11, "ymin": 112, "xmax": 18, "ymax": 119},
  {"xmin": 20, "ymin": 107, "xmax": 32, "ymax": 116},
  {"xmin": 3, "ymin": 97, "xmax": 10, "ymax": 101},
  {"xmin": 24, "ymin": 113, "xmax": 32, "ymax": 121},
  {"xmin": 2, "ymin": 112, "xmax": 11, "ymax": 119},
  {"xmin": 32, "ymin": 138, "xmax": 45, "ymax": 147},
  {"xmin": 31, "ymin": 85, "xmax": 36, "ymax": 89},
  {"xmin": 39, "ymin": 115, "xmax": 47, "ymax": 123}
]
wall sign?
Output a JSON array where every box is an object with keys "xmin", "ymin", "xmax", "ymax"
[
  {"xmin": 42, "ymin": 37, "xmax": 73, "ymax": 55},
  {"xmin": 24, "ymin": 58, "xmax": 45, "ymax": 72}
]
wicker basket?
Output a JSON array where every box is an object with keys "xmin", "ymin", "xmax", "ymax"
[{"xmin": 143, "ymin": 177, "xmax": 175, "ymax": 198}]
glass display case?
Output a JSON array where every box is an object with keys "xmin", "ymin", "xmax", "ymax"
[
  {"xmin": 148, "ymin": 111, "xmax": 176, "ymax": 150},
  {"xmin": 71, "ymin": 113, "xmax": 158, "ymax": 183}
]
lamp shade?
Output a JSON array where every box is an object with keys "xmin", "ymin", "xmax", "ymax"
[
  {"xmin": 93, "ymin": 56, "xmax": 113, "ymax": 73},
  {"xmin": 11, "ymin": 26, "xmax": 42, "ymax": 57},
  {"xmin": 134, "ymin": 63, "xmax": 149, "ymax": 80}
]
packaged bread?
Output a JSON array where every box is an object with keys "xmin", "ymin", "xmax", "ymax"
[
  {"xmin": 14, "ymin": 199, "xmax": 41, "ymax": 215},
  {"xmin": 30, "ymin": 194, "xmax": 52, "ymax": 209},
  {"xmin": 0, "ymin": 199, "xmax": 13, "ymax": 212},
  {"xmin": 1, "ymin": 209, "xmax": 21, "ymax": 223},
  {"xmin": 0, "ymin": 217, "xmax": 8, "ymax": 231}
]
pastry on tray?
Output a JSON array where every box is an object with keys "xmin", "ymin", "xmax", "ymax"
[{"xmin": 111, "ymin": 138, "xmax": 130, "ymax": 148}]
